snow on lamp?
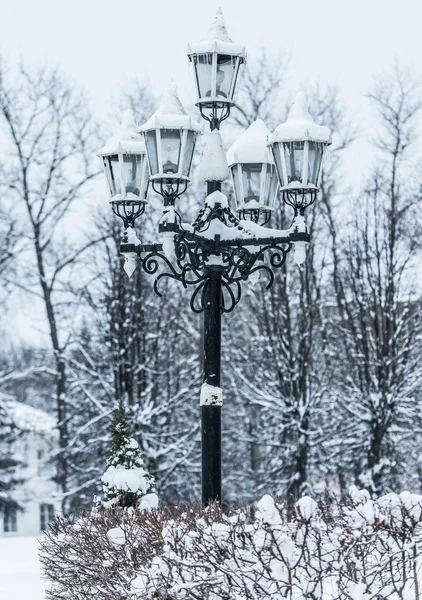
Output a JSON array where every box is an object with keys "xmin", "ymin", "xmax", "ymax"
[
  {"xmin": 98, "ymin": 109, "xmax": 149, "ymax": 226},
  {"xmin": 268, "ymin": 93, "xmax": 331, "ymax": 214},
  {"xmin": 227, "ymin": 119, "xmax": 278, "ymax": 224},
  {"xmin": 140, "ymin": 83, "xmax": 201, "ymax": 201},
  {"xmin": 187, "ymin": 9, "xmax": 245, "ymax": 114}
]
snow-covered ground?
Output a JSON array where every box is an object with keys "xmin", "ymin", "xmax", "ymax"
[{"xmin": 0, "ymin": 536, "xmax": 46, "ymax": 600}]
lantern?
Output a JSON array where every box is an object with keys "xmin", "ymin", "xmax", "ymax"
[
  {"xmin": 140, "ymin": 83, "xmax": 200, "ymax": 199},
  {"xmin": 99, "ymin": 109, "xmax": 149, "ymax": 203},
  {"xmin": 227, "ymin": 119, "xmax": 278, "ymax": 223},
  {"xmin": 187, "ymin": 9, "xmax": 245, "ymax": 111},
  {"xmin": 268, "ymin": 93, "xmax": 331, "ymax": 207}
]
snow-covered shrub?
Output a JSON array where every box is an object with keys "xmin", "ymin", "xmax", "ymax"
[
  {"xmin": 96, "ymin": 410, "xmax": 157, "ymax": 510},
  {"xmin": 40, "ymin": 490, "xmax": 422, "ymax": 600}
]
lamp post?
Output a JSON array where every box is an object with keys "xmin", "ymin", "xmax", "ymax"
[{"xmin": 99, "ymin": 10, "xmax": 331, "ymax": 506}]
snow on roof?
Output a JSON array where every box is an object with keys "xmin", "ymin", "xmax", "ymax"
[
  {"xmin": 227, "ymin": 119, "xmax": 274, "ymax": 166},
  {"xmin": 269, "ymin": 93, "xmax": 332, "ymax": 145},
  {"xmin": 0, "ymin": 393, "xmax": 56, "ymax": 434},
  {"xmin": 140, "ymin": 83, "xmax": 201, "ymax": 132},
  {"xmin": 187, "ymin": 8, "xmax": 246, "ymax": 58},
  {"xmin": 99, "ymin": 109, "xmax": 146, "ymax": 156}
]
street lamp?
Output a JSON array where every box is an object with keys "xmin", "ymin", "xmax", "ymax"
[
  {"xmin": 227, "ymin": 119, "xmax": 278, "ymax": 225},
  {"xmin": 99, "ymin": 109, "xmax": 149, "ymax": 227},
  {"xmin": 140, "ymin": 83, "xmax": 201, "ymax": 204},
  {"xmin": 187, "ymin": 7, "xmax": 246, "ymax": 129},
  {"xmin": 268, "ymin": 92, "xmax": 331, "ymax": 214},
  {"xmin": 101, "ymin": 11, "xmax": 331, "ymax": 506},
  {"xmin": 268, "ymin": 92, "xmax": 331, "ymax": 265}
]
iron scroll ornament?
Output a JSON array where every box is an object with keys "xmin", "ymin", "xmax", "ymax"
[{"xmin": 120, "ymin": 210, "xmax": 305, "ymax": 314}]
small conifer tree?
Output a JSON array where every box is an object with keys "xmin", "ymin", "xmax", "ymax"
[
  {"xmin": 0, "ymin": 401, "xmax": 24, "ymax": 513},
  {"xmin": 96, "ymin": 410, "xmax": 156, "ymax": 509}
]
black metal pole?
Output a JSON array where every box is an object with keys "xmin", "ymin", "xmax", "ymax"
[{"xmin": 201, "ymin": 180, "xmax": 222, "ymax": 506}]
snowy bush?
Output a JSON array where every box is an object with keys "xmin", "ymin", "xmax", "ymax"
[{"xmin": 40, "ymin": 489, "xmax": 422, "ymax": 600}]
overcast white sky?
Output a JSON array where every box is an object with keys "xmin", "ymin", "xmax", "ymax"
[
  {"xmin": 0, "ymin": 0, "xmax": 420, "ymax": 118},
  {"xmin": 1, "ymin": 0, "xmax": 421, "ymax": 187},
  {"xmin": 1, "ymin": 0, "xmax": 421, "ymax": 344}
]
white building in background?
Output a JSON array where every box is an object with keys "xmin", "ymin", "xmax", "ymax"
[{"xmin": 0, "ymin": 393, "xmax": 60, "ymax": 536}]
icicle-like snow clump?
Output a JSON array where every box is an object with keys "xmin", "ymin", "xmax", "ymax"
[{"xmin": 200, "ymin": 131, "xmax": 229, "ymax": 182}]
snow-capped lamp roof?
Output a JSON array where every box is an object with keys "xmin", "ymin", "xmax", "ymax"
[
  {"xmin": 227, "ymin": 119, "xmax": 274, "ymax": 166},
  {"xmin": 99, "ymin": 109, "xmax": 146, "ymax": 156},
  {"xmin": 140, "ymin": 82, "xmax": 201, "ymax": 132},
  {"xmin": 269, "ymin": 93, "xmax": 332, "ymax": 145},
  {"xmin": 187, "ymin": 8, "xmax": 246, "ymax": 58}
]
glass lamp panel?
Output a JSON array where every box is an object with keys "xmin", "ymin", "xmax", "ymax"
[
  {"xmin": 122, "ymin": 154, "xmax": 144, "ymax": 197},
  {"xmin": 104, "ymin": 154, "xmax": 121, "ymax": 196},
  {"xmin": 307, "ymin": 141, "xmax": 324, "ymax": 186},
  {"xmin": 216, "ymin": 54, "xmax": 236, "ymax": 100},
  {"xmin": 231, "ymin": 165, "xmax": 242, "ymax": 208},
  {"xmin": 242, "ymin": 163, "xmax": 262, "ymax": 203},
  {"xmin": 284, "ymin": 141, "xmax": 305, "ymax": 185},
  {"xmin": 161, "ymin": 129, "xmax": 182, "ymax": 174},
  {"xmin": 263, "ymin": 164, "xmax": 278, "ymax": 208},
  {"xmin": 229, "ymin": 58, "xmax": 241, "ymax": 99},
  {"xmin": 272, "ymin": 144, "xmax": 286, "ymax": 188},
  {"xmin": 139, "ymin": 158, "xmax": 149, "ymax": 198},
  {"xmin": 145, "ymin": 131, "xmax": 159, "ymax": 175},
  {"xmin": 182, "ymin": 131, "xmax": 196, "ymax": 176},
  {"xmin": 194, "ymin": 54, "xmax": 214, "ymax": 99}
]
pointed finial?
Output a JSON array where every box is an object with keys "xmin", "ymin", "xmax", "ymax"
[
  {"xmin": 293, "ymin": 241, "xmax": 307, "ymax": 266},
  {"xmin": 288, "ymin": 92, "xmax": 314, "ymax": 123},
  {"xmin": 122, "ymin": 109, "xmax": 136, "ymax": 128},
  {"xmin": 269, "ymin": 91, "xmax": 331, "ymax": 144},
  {"xmin": 140, "ymin": 81, "xmax": 201, "ymax": 132},
  {"xmin": 156, "ymin": 81, "xmax": 188, "ymax": 116},
  {"xmin": 98, "ymin": 108, "xmax": 144, "ymax": 155},
  {"xmin": 187, "ymin": 8, "xmax": 245, "ymax": 59},
  {"xmin": 202, "ymin": 8, "xmax": 232, "ymax": 42},
  {"xmin": 123, "ymin": 253, "xmax": 137, "ymax": 278}
]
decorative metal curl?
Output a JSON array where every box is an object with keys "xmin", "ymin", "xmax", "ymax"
[
  {"xmin": 282, "ymin": 189, "xmax": 317, "ymax": 215},
  {"xmin": 192, "ymin": 201, "xmax": 239, "ymax": 233},
  {"xmin": 152, "ymin": 179, "xmax": 188, "ymax": 204},
  {"xmin": 136, "ymin": 236, "xmax": 293, "ymax": 314},
  {"xmin": 222, "ymin": 242, "xmax": 293, "ymax": 290},
  {"xmin": 237, "ymin": 208, "xmax": 272, "ymax": 226},
  {"xmin": 188, "ymin": 273, "xmax": 241, "ymax": 314},
  {"xmin": 199, "ymin": 104, "xmax": 231, "ymax": 131},
  {"xmin": 111, "ymin": 199, "xmax": 146, "ymax": 228},
  {"xmin": 139, "ymin": 237, "xmax": 207, "ymax": 303}
]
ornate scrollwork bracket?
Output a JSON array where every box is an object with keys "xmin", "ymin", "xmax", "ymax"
[{"xmin": 120, "ymin": 197, "xmax": 309, "ymax": 313}]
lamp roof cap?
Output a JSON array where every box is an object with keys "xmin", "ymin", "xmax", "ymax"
[
  {"xmin": 99, "ymin": 109, "xmax": 145, "ymax": 156},
  {"xmin": 187, "ymin": 8, "xmax": 246, "ymax": 58},
  {"xmin": 269, "ymin": 92, "xmax": 332, "ymax": 145},
  {"xmin": 227, "ymin": 119, "xmax": 274, "ymax": 166},
  {"xmin": 140, "ymin": 82, "xmax": 201, "ymax": 132}
]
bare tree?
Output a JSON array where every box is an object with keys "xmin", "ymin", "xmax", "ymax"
[
  {"xmin": 0, "ymin": 62, "xmax": 101, "ymax": 510},
  {"xmin": 224, "ymin": 69, "xmax": 352, "ymax": 500},
  {"xmin": 326, "ymin": 65, "xmax": 422, "ymax": 494},
  {"xmin": 231, "ymin": 48, "xmax": 290, "ymax": 129}
]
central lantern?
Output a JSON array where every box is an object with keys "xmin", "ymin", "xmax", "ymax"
[
  {"xmin": 227, "ymin": 119, "xmax": 278, "ymax": 224},
  {"xmin": 187, "ymin": 9, "xmax": 246, "ymax": 119},
  {"xmin": 140, "ymin": 83, "xmax": 201, "ymax": 201}
]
